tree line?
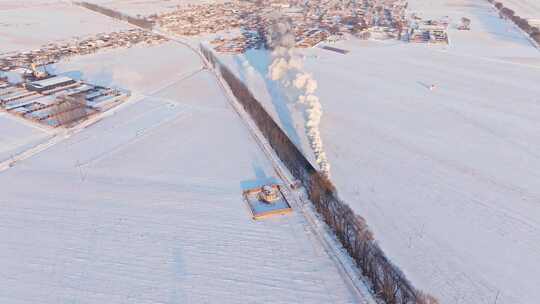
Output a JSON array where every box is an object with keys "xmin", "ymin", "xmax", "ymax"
[
  {"xmin": 200, "ymin": 44, "xmax": 439, "ymax": 304},
  {"xmin": 48, "ymin": 95, "xmax": 90, "ymax": 127},
  {"xmin": 488, "ymin": 0, "xmax": 540, "ymax": 45},
  {"xmin": 74, "ymin": 2, "xmax": 155, "ymax": 30}
]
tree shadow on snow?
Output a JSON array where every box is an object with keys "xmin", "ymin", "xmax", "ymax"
[
  {"xmin": 240, "ymin": 162, "xmax": 279, "ymax": 191},
  {"xmin": 236, "ymin": 49, "xmax": 304, "ymax": 152}
]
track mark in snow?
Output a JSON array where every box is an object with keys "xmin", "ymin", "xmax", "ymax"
[{"xmin": 77, "ymin": 108, "xmax": 191, "ymax": 169}]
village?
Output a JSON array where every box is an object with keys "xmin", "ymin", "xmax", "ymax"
[
  {"xmin": 0, "ymin": 29, "xmax": 167, "ymax": 128},
  {"xmin": 0, "ymin": 29, "xmax": 166, "ymax": 72},
  {"xmin": 0, "ymin": 73, "xmax": 130, "ymax": 128},
  {"xmin": 153, "ymin": 0, "xmax": 449, "ymax": 54}
]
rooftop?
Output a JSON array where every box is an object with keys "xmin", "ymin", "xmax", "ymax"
[{"xmin": 29, "ymin": 76, "xmax": 74, "ymax": 89}]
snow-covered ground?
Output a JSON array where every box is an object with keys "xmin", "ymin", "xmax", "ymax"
[
  {"xmin": 0, "ymin": 1, "xmax": 130, "ymax": 54},
  {"xmin": 215, "ymin": 0, "xmax": 540, "ymax": 303},
  {"xmin": 3, "ymin": 0, "xmax": 539, "ymax": 302},
  {"xmin": 50, "ymin": 41, "xmax": 203, "ymax": 95},
  {"xmin": 306, "ymin": 41, "xmax": 540, "ymax": 304},
  {"xmin": 0, "ymin": 113, "xmax": 52, "ymax": 163},
  {"xmin": 0, "ymin": 0, "xmax": 62, "ymax": 10},
  {"xmin": 0, "ymin": 40, "xmax": 363, "ymax": 303}
]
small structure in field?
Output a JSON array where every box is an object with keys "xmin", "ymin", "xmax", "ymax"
[
  {"xmin": 458, "ymin": 17, "xmax": 471, "ymax": 30},
  {"xmin": 320, "ymin": 45, "xmax": 350, "ymax": 54},
  {"xmin": 26, "ymin": 76, "xmax": 76, "ymax": 93},
  {"xmin": 243, "ymin": 184, "xmax": 292, "ymax": 220}
]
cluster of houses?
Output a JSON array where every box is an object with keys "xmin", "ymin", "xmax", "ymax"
[
  {"xmin": 407, "ymin": 18, "xmax": 449, "ymax": 44},
  {"xmin": 155, "ymin": 0, "xmax": 415, "ymax": 54},
  {"xmin": 0, "ymin": 29, "xmax": 167, "ymax": 72},
  {"xmin": 211, "ymin": 31, "xmax": 262, "ymax": 54},
  {"xmin": 154, "ymin": 2, "xmax": 258, "ymax": 36},
  {"xmin": 0, "ymin": 74, "xmax": 130, "ymax": 128}
]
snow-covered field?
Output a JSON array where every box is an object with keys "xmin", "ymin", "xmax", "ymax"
[
  {"xmin": 0, "ymin": 113, "xmax": 52, "ymax": 163},
  {"xmin": 307, "ymin": 41, "xmax": 540, "ymax": 304},
  {"xmin": 0, "ymin": 41, "xmax": 362, "ymax": 303},
  {"xmin": 3, "ymin": 0, "xmax": 539, "ymax": 302},
  {"xmin": 216, "ymin": 0, "xmax": 540, "ymax": 303},
  {"xmin": 50, "ymin": 41, "xmax": 203, "ymax": 95},
  {"xmin": 0, "ymin": 1, "xmax": 130, "ymax": 54}
]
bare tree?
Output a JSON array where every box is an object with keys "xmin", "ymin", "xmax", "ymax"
[{"xmin": 48, "ymin": 95, "xmax": 89, "ymax": 127}]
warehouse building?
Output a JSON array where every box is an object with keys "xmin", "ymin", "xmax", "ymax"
[{"xmin": 26, "ymin": 76, "xmax": 76, "ymax": 93}]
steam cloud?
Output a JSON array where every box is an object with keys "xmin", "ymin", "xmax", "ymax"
[{"xmin": 265, "ymin": 14, "xmax": 330, "ymax": 176}]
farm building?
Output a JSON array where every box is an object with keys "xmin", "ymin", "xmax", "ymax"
[{"xmin": 26, "ymin": 76, "xmax": 76, "ymax": 92}]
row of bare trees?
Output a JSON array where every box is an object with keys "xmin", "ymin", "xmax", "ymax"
[
  {"xmin": 47, "ymin": 95, "xmax": 90, "ymax": 127},
  {"xmin": 75, "ymin": 2, "xmax": 155, "ymax": 29},
  {"xmin": 201, "ymin": 44, "xmax": 438, "ymax": 304},
  {"xmin": 488, "ymin": 0, "xmax": 540, "ymax": 44}
]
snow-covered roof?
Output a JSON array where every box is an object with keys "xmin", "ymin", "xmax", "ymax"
[{"xmin": 29, "ymin": 76, "xmax": 74, "ymax": 89}]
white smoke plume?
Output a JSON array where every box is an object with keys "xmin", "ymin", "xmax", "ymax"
[
  {"xmin": 294, "ymin": 73, "xmax": 318, "ymax": 94},
  {"xmin": 265, "ymin": 15, "xmax": 331, "ymax": 177}
]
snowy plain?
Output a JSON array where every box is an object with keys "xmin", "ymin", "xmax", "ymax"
[
  {"xmin": 0, "ymin": 0, "xmax": 375, "ymax": 292},
  {"xmin": 3, "ymin": 0, "xmax": 540, "ymax": 302},
  {"xmin": 1, "ymin": 40, "xmax": 363, "ymax": 303},
  {"xmin": 0, "ymin": 113, "xmax": 52, "ymax": 163},
  {"xmin": 215, "ymin": 0, "xmax": 540, "ymax": 303}
]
